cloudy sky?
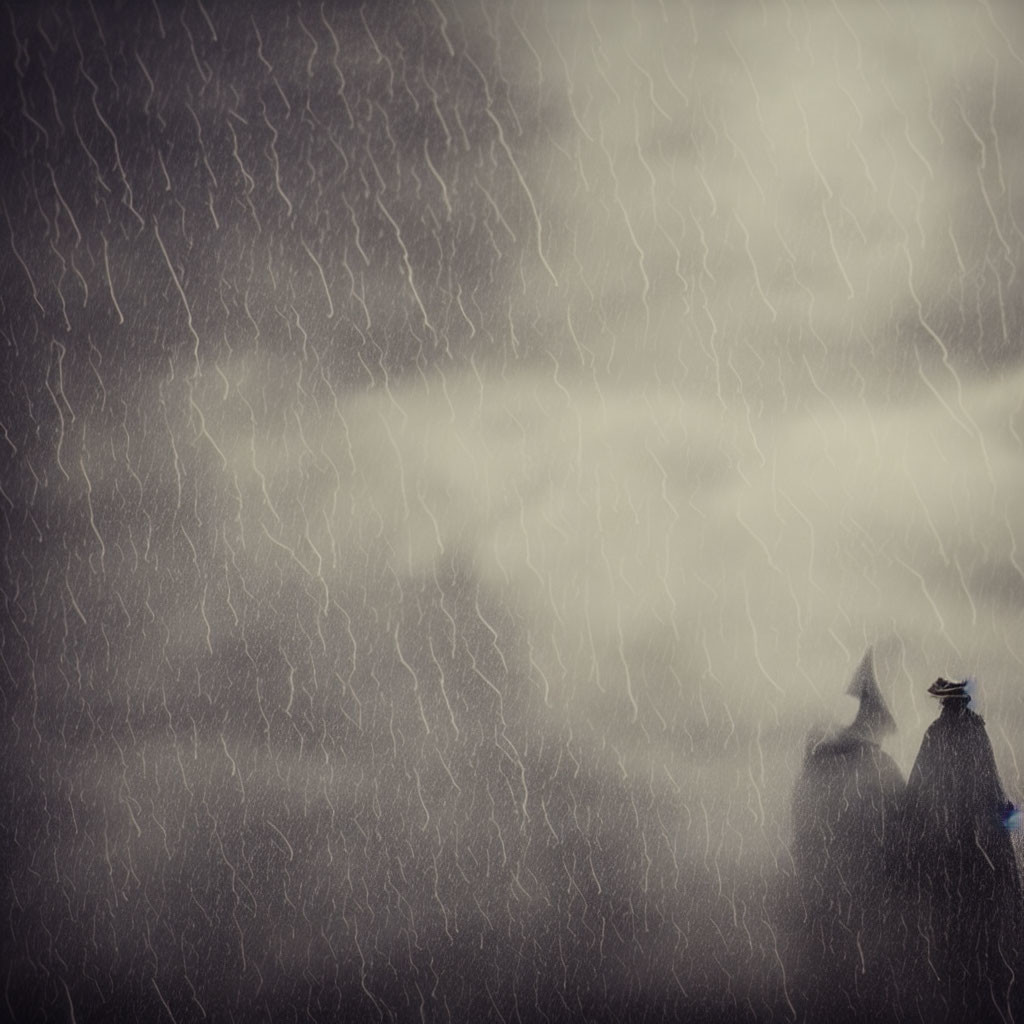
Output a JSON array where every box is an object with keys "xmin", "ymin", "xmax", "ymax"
[{"xmin": 2, "ymin": 0, "xmax": 1023, "ymax": 1019}]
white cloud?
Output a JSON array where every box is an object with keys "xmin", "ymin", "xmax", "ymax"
[
  {"xmin": 199, "ymin": 357, "xmax": 1024, "ymax": 813},
  {"xmin": 515, "ymin": 0, "xmax": 1024, "ymax": 394}
]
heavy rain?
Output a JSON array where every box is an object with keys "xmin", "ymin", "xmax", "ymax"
[{"xmin": 2, "ymin": 1, "xmax": 1022, "ymax": 1020}]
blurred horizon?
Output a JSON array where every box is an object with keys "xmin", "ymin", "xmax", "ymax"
[{"xmin": 2, "ymin": 0, "xmax": 1023, "ymax": 1019}]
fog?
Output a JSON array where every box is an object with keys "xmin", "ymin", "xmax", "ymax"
[{"xmin": 2, "ymin": 1, "xmax": 1023, "ymax": 1020}]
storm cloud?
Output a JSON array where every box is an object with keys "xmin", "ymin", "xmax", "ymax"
[{"xmin": 2, "ymin": 1, "xmax": 1023, "ymax": 1020}]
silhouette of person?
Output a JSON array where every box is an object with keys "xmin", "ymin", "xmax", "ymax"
[
  {"xmin": 789, "ymin": 649, "xmax": 905, "ymax": 1021},
  {"xmin": 888, "ymin": 679, "xmax": 1023, "ymax": 1023}
]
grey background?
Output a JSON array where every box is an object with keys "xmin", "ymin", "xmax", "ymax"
[{"xmin": 2, "ymin": 0, "xmax": 1023, "ymax": 1019}]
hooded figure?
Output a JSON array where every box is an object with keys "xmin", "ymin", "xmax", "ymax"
[
  {"xmin": 888, "ymin": 680, "xmax": 1023, "ymax": 1023},
  {"xmin": 789, "ymin": 649, "xmax": 906, "ymax": 1021}
]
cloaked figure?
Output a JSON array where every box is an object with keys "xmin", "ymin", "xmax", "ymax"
[
  {"xmin": 888, "ymin": 679, "xmax": 1023, "ymax": 1023},
  {"xmin": 789, "ymin": 649, "xmax": 906, "ymax": 1021}
]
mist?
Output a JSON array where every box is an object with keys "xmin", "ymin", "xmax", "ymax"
[{"xmin": 2, "ymin": 1, "xmax": 1023, "ymax": 1020}]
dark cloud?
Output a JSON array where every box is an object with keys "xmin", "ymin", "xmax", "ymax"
[{"xmin": 3, "ymin": 1, "xmax": 1023, "ymax": 1021}]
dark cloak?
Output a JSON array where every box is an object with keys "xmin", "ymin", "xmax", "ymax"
[
  {"xmin": 888, "ymin": 699, "xmax": 1023, "ymax": 1022},
  {"xmin": 788, "ymin": 650, "xmax": 906, "ymax": 1021}
]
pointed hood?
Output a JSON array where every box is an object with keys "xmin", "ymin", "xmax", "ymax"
[
  {"xmin": 788, "ymin": 648, "xmax": 907, "ymax": 1018},
  {"xmin": 845, "ymin": 647, "xmax": 897, "ymax": 742}
]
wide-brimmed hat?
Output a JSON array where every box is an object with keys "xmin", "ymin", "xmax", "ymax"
[{"xmin": 927, "ymin": 677, "xmax": 969, "ymax": 701}]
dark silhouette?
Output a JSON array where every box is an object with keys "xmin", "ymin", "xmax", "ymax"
[
  {"xmin": 789, "ymin": 649, "xmax": 906, "ymax": 1020},
  {"xmin": 887, "ymin": 681, "xmax": 1024, "ymax": 1023},
  {"xmin": 790, "ymin": 665, "xmax": 1024, "ymax": 1022}
]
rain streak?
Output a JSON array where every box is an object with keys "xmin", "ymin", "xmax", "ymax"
[{"xmin": 2, "ymin": 1, "xmax": 1023, "ymax": 1021}]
